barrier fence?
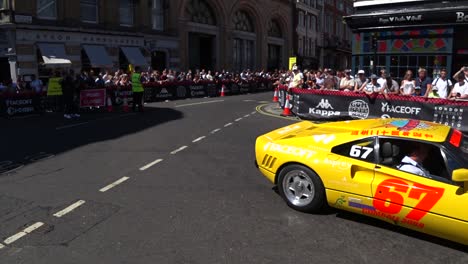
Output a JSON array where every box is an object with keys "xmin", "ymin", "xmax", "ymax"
[
  {"xmin": 278, "ymin": 86, "xmax": 468, "ymax": 133},
  {"xmin": 1, "ymin": 79, "xmax": 274, "ymax": 118}
]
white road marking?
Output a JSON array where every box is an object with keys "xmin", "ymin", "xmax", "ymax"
[
  {"xmin": 259, "ymin": 101, "xmax": 269, "ymax": 103},
  {"xmin": 244, "ymin": 114, "xmax": 250, "ymax": 118},
  {"xmin": 53, "ymin": 200, "xmax": 86, "ymax": 218},
  {"xmin": 211, "ymin": 128, "xmax": 221, "ymax": 134},
  {"xmin": 235, "ymin": 118, "xmax": 243, "ymax": 122},
  {"xmin": 224, "ymin": 123, "xmax": 233, "ymax": 127},
  {"xmin": 251, "ymin": 111, "xmax": 256, "ymax": 115},
  {"xmin": 4, "ymin": 222, "xmax": 44, "ymax": 245},
  {"xmin": 170, "ymin": 146, "xmax": 188, "ymax": 155},
  {"xmin": 175, "ymin": 100, "xmax": 224, "ymax": 108},
  {"xmin": 56, "ymin": 122, "xmax": 89, "ymax": 130},
  {"xmin": 192, "ymin": 136, "xmax": 206, "ymax": 143},
  {"xmin": 0, "ymin": 243, "xmax": 4, "ymax": 249},
  {"xmin": 99, "ymin": 177, "xmax": 130, "ymax": 192},
  {"xmin": 139, "ymin": 159, "xmax": 163, "ymax": 171},
  {"xmin": 243, "ymin": 100, "xmax": 255, "ymax": 102}
]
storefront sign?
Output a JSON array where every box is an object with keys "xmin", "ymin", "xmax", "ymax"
[
  {"xmin": 15, "ymin": 15, "xmax": 32, "ymax": 24},
  {"xmin": 456, "ymin": 12, "xmax": 468, "ymax": 22},
  {"xmin": 80, "ymin": 89, "xmax": 106, "ymax": 108},
  {"xmin": 379, "ymin": 15, "xmax": 422, "ymax": 24}
]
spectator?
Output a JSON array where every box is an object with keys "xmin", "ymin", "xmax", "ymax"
[
  {"xmin": 362, "ymin": 74, "xmax": 381, "ymax": 95},
  {"xmin": 289, "ymin": 65, "xmax": 303, "ymax": 90},
  {"xmin": 30, "ymin": 75, "xmax": 44, "ymax": 94},
  {"xmin": 377, "ymin": 69, "xmax": 387, "ymax": 88},
  {"xmin": 400, "ymin": 70, "xmax": 416, "ymax": 96},
  {"xmin": 431, "ymin": 68, "xmax": 452, "ymax": 99},
  {"xmin": 449, "ymin": 73, "xmax": 468, "ymax": 99},
  {"xmin": 452, "ymin": 66, "xmax": 468, "ymax": 83},
  {"xmin": 354, "ymin": 70, "xmax": 367, "ymax": 92},
  {"xmin": 315, "ymin": 70, "xmax": 324, "ymax": 88},
  {"xmin": 415, "ymin": 68, "xmax": 432, "ymax": 97},
  {"xmin": 383, "ymin": 75, "xmax": 400, "ymax": 95},
  {"xmin": 339, "ymin": 69, "xmax": 355, "ymax": 91}
]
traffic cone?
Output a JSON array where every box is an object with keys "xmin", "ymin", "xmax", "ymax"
[
  {"xmin": 107, "ymin": 96, "xmax": 113, "ymax": 112},
  {"xmin": 220, "ymin": 84, "xmax": 226, "ymax": 97},
  {"xmin": 281, "ymin": 94, "xmax": 293, "ymax": 117},
  {"xmin": 273, "ymin": 87, "xmax": 279, "ymax": 102},
  {"xmin": 122, "ymin": 96, "xmax": 129, "ymax": 112}
]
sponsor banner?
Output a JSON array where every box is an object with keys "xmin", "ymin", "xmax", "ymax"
[
  {"xmin": 80, "ymin": 89, "xmax": 106, "ymax": 108},
  {"xmin": 206, "ymin": 83, "xmax": 218, "ymax": 97},
  {"xmin": 230, "ymin": 83, "xmax": 240, "ymax": 94},
  {"xmin": 189, "ymin": 84, "xmax": 207, "ymax": 97},
  {"xmin": 114, "ymin": 90, "xmax": 133, "ymax": 105},
  {"xmin": 176, "ymin": 85, "xmax": 188, "ymax": 98},
  {"xmin": 278, "ymin": 87, "xmax": 287, "ymax": 109},
  {"xmin": 3, "ymin": 97, "xmax": 35, "ymax": 116},
  {"xmin": 290, "ymin": 89, "xmax": 468, "ymax": 132},
  {"xmin": 155, "ymin": 87, "xmax": 174, "ymax": 99},
  {"xmin": 240, "ymin": 83, "xmax": 251, "ymax": 93}
]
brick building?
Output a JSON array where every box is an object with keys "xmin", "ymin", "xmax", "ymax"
[
  {"xmin": 293, "ymin": 0, "xmax": 353, "ymax": 70},
  {"xmin": 0, "ymin": 0, "xmax": 292, "ymax": 83}
]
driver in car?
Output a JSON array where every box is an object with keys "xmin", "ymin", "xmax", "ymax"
[{"xmin": 397, "ymin": 143, "xmax": 431, "ymax": 177}]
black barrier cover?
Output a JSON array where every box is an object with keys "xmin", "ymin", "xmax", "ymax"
[
  {"xmin": 240, "ymin": 82, "xmax": 250, "ymax": 93},
  {"xmin": 175, "ymin": 85, "xmax": 189, "ymax": 99},
  {"xmin": 155, "ymin": 86, "xmax": 175, "ymax": 100},
  {"xmin": 206, "ymin": 83, "xmax": 218, "ymax": 97},
  {"xmin": 278, "ymin": 89, "xmax": 286, "ymax": 109},
  {"xmin": 114, "ymin": 90, "xmax": 133, "ymax": 105},
  {"xmin": 292, "ymin": 91, "xmax": 468, "ymax": 132},
  {"xmin": 230, "ymin": 83, "xmax": 240, "ymax": 95}
]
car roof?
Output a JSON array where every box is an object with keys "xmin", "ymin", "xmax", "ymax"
[{"xmin": 318, "ymin": 118, "xmax": 451, "ymax": 143}]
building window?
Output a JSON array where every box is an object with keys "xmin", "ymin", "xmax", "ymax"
[
  {"xmin": 0, "ymin": 0, "xmax": 9, "ymax": 9},
  {"xmin": 119, "ymin": 0, "xmax": 134, "ymax": 26},
  {"xmin": 152, "ymin": 0, "xmax": 164, "ymax": 31},
  {"xmin": 186, "ymin": 0, "xmax": 216, "ymax": 25},
  {"xmin": 336, "ymin": 18, "xmax": 342, "ymax": 37},
  {"xmin": 233, "ymin": 38, "xmax": 254, "ymax": 71},
  {"xmin": 233, "ymin": 11, "xmax": 254, "ymax": 32},
  {"xmin": 298, "ymin": 11, "xmax": 304, "ymax": 28},
  {"xmin": 37, "ymin": 0, "xmax": 57, "ymax": 19},
  {"xmin": 268, "ymin": 20, "xmax": 282, "ymax": 38},
  {"xmin": 81, "ymin": 0, "xmax": 98, "ymax": 23},
  {"xmin": 298, "ymin": 37, "xmax": 303, "ymax": 55}
]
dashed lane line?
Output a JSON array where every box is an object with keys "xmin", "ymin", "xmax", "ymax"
[
  {"xmin": 56, "ymin": 122, "xmax": 90, "ymax": 130},
  {"xmin": 99, "ymin": 177, "xmax": 130, "ymax": 192},
  {"xmin": 224, "ymin": 123, "xmax": 233, "ymax": 127},
  {"xmin": 251, "ymin": 111, "xmax": 256, "ymax": 115},
  {"xmin": 175, "ymin": 100, "xmax": 224, "ymax": 108},
  {"xmin": 0, "ymin": 243, "xmax": 4, "ymax": 249},
  {"xmin": 139, "ymin": 159, "xmax": 164, "ymax": 171},
  {"xmin": 211, "ymin": 128, "xmax": 221, "ymax": 134},
  {"xmin": 170, "ymin": 146, "xmax": 188, "ymax": 155},
  {"xmin": 53, "ymin": 200, "xmax": 86, "ymax": 218},
  {"xmin": 244, "ymin": 114, "xmax": 250, "ymax": 118},
  {"xmin": 192, "ymin": 136, "xmax": 206, "ymax": 143},
  {"xmin": 235, "ymin": 118, "xmax": 243, "ymax": 122},
  {"xmin": 4, "ymin": 222, "xmax": 44, "ymax": 245}
]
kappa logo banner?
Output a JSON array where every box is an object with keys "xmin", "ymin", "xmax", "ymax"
[{"xmin": 309, "ymin": 99, "xmax": 341, "ymax": 117}]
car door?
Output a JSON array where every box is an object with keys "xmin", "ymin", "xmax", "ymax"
[
  {"xmin": 327, "ymin": 137, "xmax": 377, "ymax": 213},
  {"xmin": 371, "ymin": 138, "xmax": 468, "ymax": 244}
]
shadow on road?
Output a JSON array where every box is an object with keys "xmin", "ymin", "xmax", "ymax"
[
  {"xmin": 0, "ymin": 107, "xmax": 184, "ymax": 174},
  {"xmin": 335, "ymin": 210, "xmax": 468, "ymax": 253}
]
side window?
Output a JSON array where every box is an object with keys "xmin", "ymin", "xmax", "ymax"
[
  {"xmin": 378, "ymin": 138, "xmax": 452, "ymax": 183},
  {"xmin": 332, "ymin": 138, "xmax": 375, "ymax": 163}
]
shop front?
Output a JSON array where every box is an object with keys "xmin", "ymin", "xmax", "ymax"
[{"xmin": 345, "ymin": 2, "xmax": 468, "ymax": 80}]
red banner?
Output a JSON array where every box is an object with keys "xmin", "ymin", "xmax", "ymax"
[{"xmin": 80, "ymin": 89, "xmax": 106, "ymax": 108}]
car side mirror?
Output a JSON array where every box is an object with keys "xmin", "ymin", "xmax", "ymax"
[{"xmin": 452, "ymin": 169, "xmax": 468, "ymax": 182}]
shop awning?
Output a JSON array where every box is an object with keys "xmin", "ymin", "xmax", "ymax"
[
  {"xmin": 37, "ymin": 43, "xmax": 72, "ymax": 67},
  {"xmin": 83, "ymin": 45, "xmax": 113, "ymax": 68},
  {"xmin": 120, "ymin": 46, "xmax": 149, "ymax": 68}
]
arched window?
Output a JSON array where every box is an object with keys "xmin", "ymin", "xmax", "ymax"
[
  {"xmin": 232, "ymin": 11, "xmax": 254, "ymax": 32},
  {"xmin": 268, "ymin": 20, "xmax": 282, "ymax": 38},
  {"xmin": 186, "ymin": 0, "xmax": 216, "ymax": 25}
]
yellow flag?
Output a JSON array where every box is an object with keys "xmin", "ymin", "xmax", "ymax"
[{"xmin": 128, "ymin": 64, "xmax": 134, "ymax": 73}]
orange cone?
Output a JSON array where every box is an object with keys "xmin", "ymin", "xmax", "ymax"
[
  {"xmin": 107, "ymin": 96, "xmax": 113, "ymax": 112},
  {"xmin": 122, "ymin": 96, "xmax": 129, "ymax": 112},
  {"xmin": 220, "ymin": 84, "xmax": 226, "ymax": 97},
  {"xmin": 281, "ymin": 94, "xmax": 293, "ymax": 117},
  {"xmin": 273, "ymin": 87, "xmax": 279, "ymax": 102}
]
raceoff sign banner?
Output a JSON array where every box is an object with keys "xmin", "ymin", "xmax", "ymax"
[
  {"xmin": 80, "ymin": 89, "xmax": 106, "ymax": 108},
  {"xmin": 289, "ymin": 89, "xmax": 468, "ymax": 133}
]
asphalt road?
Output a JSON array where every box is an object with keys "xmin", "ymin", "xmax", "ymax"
[{"xmin": 0, "ymin": 92, "xmax": 467, "ymax": 263}]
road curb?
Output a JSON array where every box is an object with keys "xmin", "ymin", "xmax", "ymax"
[{"xmin": 256, "ymin": 103, "xmax": 300, "ymax": 121}]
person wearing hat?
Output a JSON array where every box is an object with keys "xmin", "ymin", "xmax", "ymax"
[
  {"xmin": 415, "ymin": 68, "xmax": 432, "ymax": 97},
  {"xmin": 449, "ymin": 73, "xmax": 468, "ymax": 99},
  {"xmin": 360, "ymin": 74, "xmax": 381, "ymax": 95},
  {"xmin": 340, "ymin": 69, "xmax": 355, "ymax": 91},
  {"xmin": 289, "ymin": 64, "xmax": 304, "ymax": 90},
  {"xmin": 354, "ymin": 70, "xmax": 368, "ymax": 92}
]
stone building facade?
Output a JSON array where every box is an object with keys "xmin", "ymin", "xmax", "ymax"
[{"xmin": 0, "ymin": 0, "xmax": 292, "ymax": 82}]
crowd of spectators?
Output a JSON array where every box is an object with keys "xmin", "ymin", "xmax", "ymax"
[{"xmin": 282, "ymin": 66, "xmax": 468, "ymax": 100}]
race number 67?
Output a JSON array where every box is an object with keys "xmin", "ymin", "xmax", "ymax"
[
  {"xmin": 373, "ymin": 179, "xmax": 445, "ymax": 221},
  {"xmin": 350, "ymin": 145, "xmax": 373, "ymax": 159}
]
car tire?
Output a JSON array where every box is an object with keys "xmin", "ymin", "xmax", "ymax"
[{"xmin": 277, "ymin": 164, "xmax": 326, "ymax": 213}]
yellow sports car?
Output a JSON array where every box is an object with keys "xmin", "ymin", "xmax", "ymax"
[{"xmin": 255, "ymin": 118, "xmax": 468, "ymax": 245}]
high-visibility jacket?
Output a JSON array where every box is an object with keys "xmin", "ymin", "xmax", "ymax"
[
  {"xmin": 47, "ymin": 77, "xmax": 63, "ymax": 96},
  {"xmin": 131, "ymin": 73, "xmax": 144, "ymax": 93}
]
